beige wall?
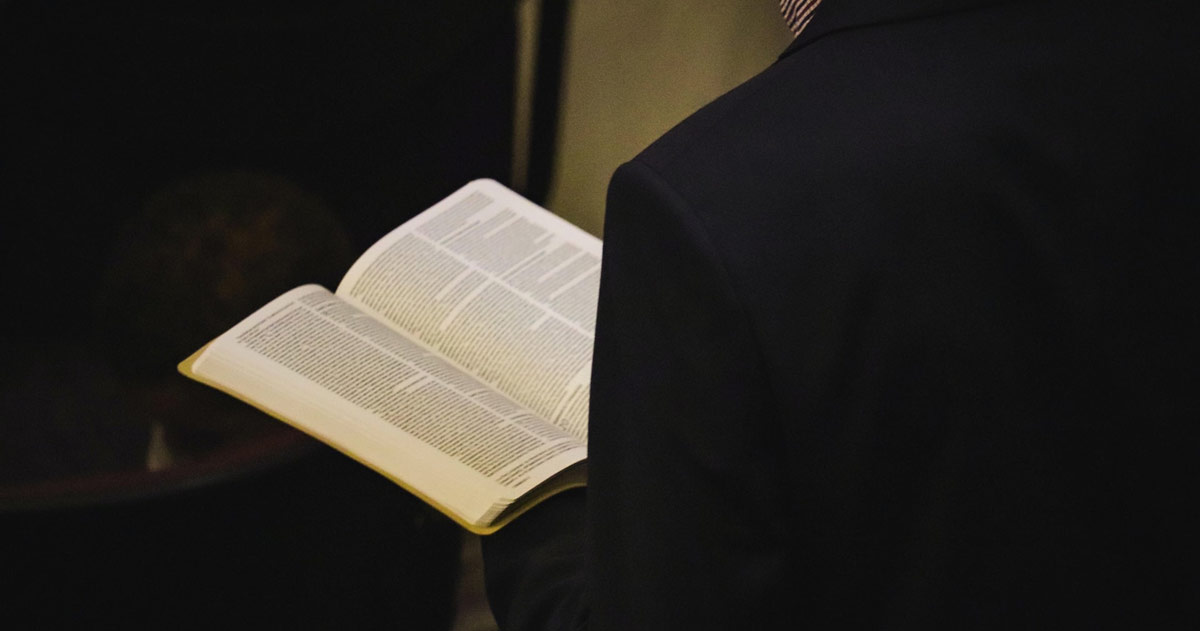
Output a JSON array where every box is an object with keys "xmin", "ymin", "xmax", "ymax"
[{"xmin": 545, "ymin": 0, "xmax": 793, "ymax": 236}]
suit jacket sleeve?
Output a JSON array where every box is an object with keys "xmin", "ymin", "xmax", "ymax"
[{"xmin": 484, "ymin": 159, "xmax": 791, "ymax": 630}]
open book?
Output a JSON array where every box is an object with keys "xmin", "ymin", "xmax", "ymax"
[{"xmin": 179, "ymin": 180, "xmax": 596, "ymax": 534}]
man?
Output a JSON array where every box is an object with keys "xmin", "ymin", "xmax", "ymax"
[{"xmin": 484, "ymin": 1, "xmax": 1198, "ymax": 628}]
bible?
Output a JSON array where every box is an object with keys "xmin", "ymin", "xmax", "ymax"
[{"xmin": 179, "ymin": 179, "xmax": 595, "ymax": 534}]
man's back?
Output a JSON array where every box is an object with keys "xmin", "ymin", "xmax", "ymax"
[{"xmin": 489, "ymin": 2, "xmax": 1198, "ymax": 627}]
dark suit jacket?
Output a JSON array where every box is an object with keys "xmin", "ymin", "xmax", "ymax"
[{"xmin": 485, "ymin": 1, "xmax": 1198, "ymax": 628}]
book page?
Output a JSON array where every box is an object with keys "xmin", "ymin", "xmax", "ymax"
[
  {"xmin": 189, "ymin": 285, "xmax": 586, "ymax": 528},
  {"xmin": 336, "ymin": 180, "xmax": 599, "ymax": 442}
]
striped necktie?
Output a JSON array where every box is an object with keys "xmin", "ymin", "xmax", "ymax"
[{"xmin": 779, "ymin": 0, "xmax": 822, "ymax": 36}]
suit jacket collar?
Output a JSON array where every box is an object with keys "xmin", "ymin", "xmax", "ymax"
[{"xmin": 779, "ymin": 0, "xmax": 1015, "ymax": 59}]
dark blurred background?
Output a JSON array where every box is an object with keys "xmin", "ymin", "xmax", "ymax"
[{"xmin": 0, "ymin": 1, "xmax": 521, "ymax": 627}]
